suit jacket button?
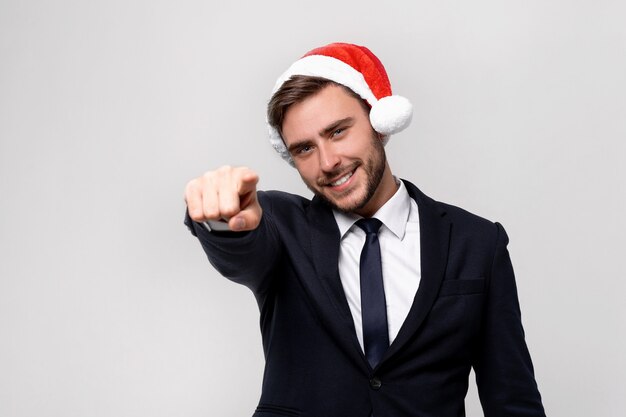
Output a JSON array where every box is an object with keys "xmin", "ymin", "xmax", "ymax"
[{"xmin": 369, "ymin": 377, "xmax": 382, "ymax": 390}]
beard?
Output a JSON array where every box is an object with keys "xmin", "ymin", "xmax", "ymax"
[{"xmin": 304, "ymin": 133, "xmax": 387, "ymax": 214}]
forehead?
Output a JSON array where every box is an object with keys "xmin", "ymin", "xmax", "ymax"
[{"xmin": 281, "ymin": 85, "xmax": 369, "ymax": 143}]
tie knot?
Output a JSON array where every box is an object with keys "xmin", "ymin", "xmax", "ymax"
[{"xmin": 356, "ymin": 218, "xmax": 383, "ymax": 235}]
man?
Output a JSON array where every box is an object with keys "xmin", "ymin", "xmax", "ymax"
[{"xmin": 184, "ymin": 43, "xmax": 546, "ymax": 417}]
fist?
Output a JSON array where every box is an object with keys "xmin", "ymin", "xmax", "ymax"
[{"xmin": 185, "ymin": 166, "xmax": 262, "ymax": 232}]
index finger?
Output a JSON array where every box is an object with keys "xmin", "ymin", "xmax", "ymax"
[{"xmin": 236, "ymin": 168, "xmax": 259, "ymax": 194}]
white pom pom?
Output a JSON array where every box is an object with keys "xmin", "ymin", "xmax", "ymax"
[{"xmin": 369, "ymin": 95, "xmax": 413, "ymax": 135}]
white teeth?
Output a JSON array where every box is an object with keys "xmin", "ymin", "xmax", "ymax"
[{"xmin": 330, "ymin": 171, "xmax": 353, "ymax": 186}]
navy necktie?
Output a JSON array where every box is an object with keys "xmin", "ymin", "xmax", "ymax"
[{"xmin": 356, "ymin": 218, "xmax": 389, "ymax": 368}]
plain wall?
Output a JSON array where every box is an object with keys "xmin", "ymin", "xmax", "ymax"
[{"xmin": 1, "ymin": 0, "xmax": 625, "ymax": 416}]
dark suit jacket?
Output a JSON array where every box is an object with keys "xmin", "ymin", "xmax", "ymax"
[{"xmin": 185, "ymin": 180, "xmax": 546, "ymax": 417}]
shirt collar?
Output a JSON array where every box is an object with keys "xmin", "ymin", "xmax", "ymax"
[{"xmin": 333, "ymin": 178, "xmax": 412, "ymax": 240}]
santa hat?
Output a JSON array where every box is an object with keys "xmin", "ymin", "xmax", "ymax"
[{"xmin": 268, "ymin": 42, "xmax": 413, "ymax": 166}]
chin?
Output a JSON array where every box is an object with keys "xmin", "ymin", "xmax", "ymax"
[{"xmin": 316, "ymin": 186, "xmax": 370, "ymax": 214}]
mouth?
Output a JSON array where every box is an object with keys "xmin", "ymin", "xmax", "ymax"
[
  {"xmin": 321, "ymin": 165, "xmax": 359, "ymax": 190},
  {"xmin": 329, "ymin": 170, "xmax": 354, "ymax": 187}
]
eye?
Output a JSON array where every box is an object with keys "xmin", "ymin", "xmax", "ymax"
[
  {"xmin": 332, "ymin": 127, "xmax": 345, "ymax": 137},
  {"xmin": 295, "ymin": 145, "xmax": 314, "ymax": 156}
]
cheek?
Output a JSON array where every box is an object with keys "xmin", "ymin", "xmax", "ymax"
[
  {"xmin": 295, "ymin": 162, "xmax": 319, "ymax": 183},
  {"xmin": 347, "ymin": 130, "xmax": 379, "ymax": 154}
]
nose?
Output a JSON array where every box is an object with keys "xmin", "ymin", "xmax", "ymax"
[{"xmin": 318, "ymin": 141, "xmax": 341, "ymax": 172}]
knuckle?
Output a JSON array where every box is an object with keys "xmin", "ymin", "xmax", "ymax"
[
  {"xmin": 201, "ymin": 171, "xmax": 216, "ymax": 184},
  {"xmin": 188, "ymin": 208, "xmax": 205, "ymax": 222},
  {"xmin": 185, "ymin": 179, "xmax": 199, "ymax": 193},
  {"xmin": 220, "ymin": 205, "xmax": 239, "ymax": 218},
  {"xmin": 215, "ymin": 165, "xmax": 233, "ymax": 176},
  {"xmin": 203, "ymin": 206, "xmax": 220, "ymax": 220}
]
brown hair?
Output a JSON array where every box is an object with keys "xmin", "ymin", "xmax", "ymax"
[{"xmin": 267, "ymin": 75, "xmax": 369, "ymax": 138}]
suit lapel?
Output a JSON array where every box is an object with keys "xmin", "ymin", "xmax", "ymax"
[
  {"xmin": 381, "ymin": 180, "xmax": 451, "ymax": 364},
  {"xmin": 305, "ymin": 196, "xmax": 368, "ymax": 365}
]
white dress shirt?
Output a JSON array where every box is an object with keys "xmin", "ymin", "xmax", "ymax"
[{"xmin": 333, "ymin": 179, "xmax": 421, "ymax": 352}]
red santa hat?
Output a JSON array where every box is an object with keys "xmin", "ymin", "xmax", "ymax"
[{"xmin": 268, "ymin": 42, "xmax": 413, "ymax": 166}]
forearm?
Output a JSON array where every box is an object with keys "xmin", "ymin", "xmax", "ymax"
[{"xmin": 184, "ymin": 200, "xmax": 281, "ymax": 295}]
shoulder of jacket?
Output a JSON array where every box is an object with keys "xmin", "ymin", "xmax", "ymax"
[{"xmin": 407, "ymin": 182, "xmax": 499, "ymax": 238}]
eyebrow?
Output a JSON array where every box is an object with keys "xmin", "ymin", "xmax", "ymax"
[
  {"xmin": 286, "ymin": 117, "xmax": 355, "ymax": 154},
  {"xmin": 319, "ymin": 117, "xmax": 354, "ymax": 137}
]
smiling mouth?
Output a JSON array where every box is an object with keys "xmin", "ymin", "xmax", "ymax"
[
  {"xmin": 329, "ymin": 171, "xmax": 354, "ymax": 187},
  {"xmin": 318, "ymin": 162, "xmax": 360, "ymax": 188}
]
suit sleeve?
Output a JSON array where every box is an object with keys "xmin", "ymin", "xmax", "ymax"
[
  {"xmin": 474, "ymin": 222, "xmax": 547, "ymax": 417},
  {"xmin": 184, "ymin": 192, "xmax": 281, "ymax": 295}
]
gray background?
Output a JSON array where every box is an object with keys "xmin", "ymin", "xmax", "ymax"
[{"xmin": 1, "ymin": 0, "xmax": 625, "ymax": 416}]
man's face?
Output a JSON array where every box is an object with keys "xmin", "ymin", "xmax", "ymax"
[{"xmin": 281, "ymin": 85, "xmax": 394, "ymax": 217}]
